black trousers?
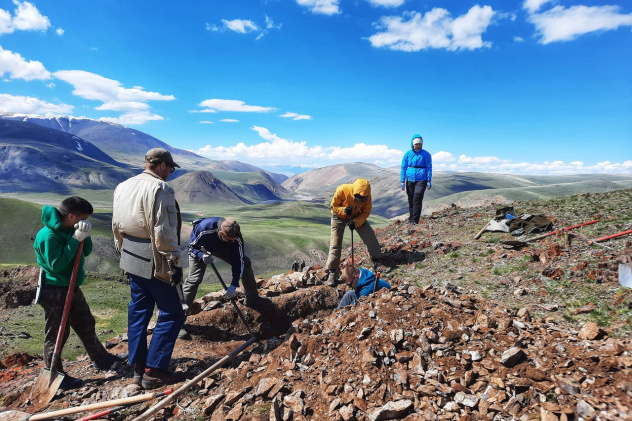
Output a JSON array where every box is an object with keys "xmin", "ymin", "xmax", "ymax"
[
  {"xmin": 405, "ymin": 180, "xmax": 428, "ymax": 223},
  {"xmin": 39, "ymin": 285, "xmax": 109, "ymax": 371}
]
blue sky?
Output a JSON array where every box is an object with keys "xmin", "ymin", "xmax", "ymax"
[{"xmin": 0, "ymin": 0, "xmax": 630, "ymax": 176}]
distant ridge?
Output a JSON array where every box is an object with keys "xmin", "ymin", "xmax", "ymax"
[
  {"xmin": 0, "ymin": 119, "xmax": 134, "ymax": 193},
  {"xmin": 169, "ymin": 170, "xmax": 248, "ymax": 204}
]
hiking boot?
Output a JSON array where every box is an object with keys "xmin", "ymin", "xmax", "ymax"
[
  {"xmin": 244, "ymin": 295, "xmax": 272, "ymax": 309},
  {"xmin": 59, "ymin": 374, "xmax": 83, "ymax": 391},
  {"xmin": 141, "ymin": 368, "xmax": 185, "ymax": 390},
  {"xmin": 132, "ymin": 364, "xmax": 145, "ymax": 386},
  {"xmin": 326, "ymin": 272, "xmax": 337, "ymax": 287},
  {"xmin": 93, "ymin": 353, "xmax": 123, "ymax": 371},
  {"xmin": 178, "ymin": 326, "xmax": 191, "ymax": 340}
]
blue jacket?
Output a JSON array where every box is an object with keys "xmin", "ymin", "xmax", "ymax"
[
  {"xmin": 400, "ymin": 134, "xmax": 432, "ymax": 183},
  {"xmin": 355, "ymin": 268, "xmax": 391, "ymax": 298},
  {"xmin": 188, "ymin": 217, "xmax": 246, "ymax": 288}
]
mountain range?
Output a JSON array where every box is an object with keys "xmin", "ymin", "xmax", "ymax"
[{"xmin": 2, "ymin": 113, "xmax": 632, "ymax": 218}]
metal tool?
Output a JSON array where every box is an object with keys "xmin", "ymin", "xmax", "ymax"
[
  {"xmin": 201, "ymin": 246, "xmax": 255, "ymax": 337},
  {"xmin": 30, "ymin": 241, "xmax": 84, "ymax": 410},
  {"xmin": 588, "ymin": 228, "xmax": 632, "ymax": 245}
]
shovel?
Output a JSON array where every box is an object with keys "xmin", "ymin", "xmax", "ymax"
[
  {"xmin": 30, "ymin": 241, "xmax": 84, "ymax": 410},
  {"xmin": 501, "ymin": 219, "xmax": 600, "ymax": 247}
]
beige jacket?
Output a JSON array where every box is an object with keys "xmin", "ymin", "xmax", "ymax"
[{"xmin": 112, "ymin": 171, "xmax": 181, "ymax": 282}]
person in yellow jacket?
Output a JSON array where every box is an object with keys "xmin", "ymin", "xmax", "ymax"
[{"xmin": 325, "ymin": 178, "xmax": 384, "ymax": 286}]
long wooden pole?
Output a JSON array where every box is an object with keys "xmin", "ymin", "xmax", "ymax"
[{"xmin": 132, "ymin": 336, "xmax": 258, "ymax": 421}]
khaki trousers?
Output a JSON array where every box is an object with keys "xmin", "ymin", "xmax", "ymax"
[{"xmin": 325, "ymin": 215, "xmax": 383, "ymax": 273}]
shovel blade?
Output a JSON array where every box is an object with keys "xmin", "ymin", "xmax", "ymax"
[
  {"xmin": 29, "ymin": 367, "xmax": 64, "ymax": 411},
  {"xmin": 619, "ymin": 263, "xmax": 632, "ymax": 288}
]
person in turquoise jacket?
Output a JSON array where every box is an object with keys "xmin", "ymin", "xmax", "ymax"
[
  {"xmin": 400, "ymin": 134, "xmax": 432, "ymax": 224},
  {"xmin": 337, "ymin": 264, "xmax": 391, "ymax": 308},
  {"xmin": 34, "ymin": 196, "xmax": 120, "ymax": 390}
]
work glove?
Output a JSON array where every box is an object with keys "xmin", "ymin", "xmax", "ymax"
[
  {"xmin": 343, "ymin": 206, "xmax": 352, "ymax": 216},
  {"xmin": 400, "ymin": 182, "xmax": 405, "ymax": 191},
  {"xmin": 224, "ymin": 285, "xmax": 236, "ymax": 299},
  {"xmin": 202, "ymin": 252, "xmax": 214, "ymax": 265},
  {"xmin": 169, "ymin": 265, "xmax": 183, "ymax": 286},
  {"xmin": 72, "ymin": 220, "xmax": 92, "ymax": 242},
  {"xmin": 347, "ymin": 221, "xmax": 356, "ymax": 231},
  {"xmin": 427, "ymin": 181, "xmax": 432, "ymax": 190}
]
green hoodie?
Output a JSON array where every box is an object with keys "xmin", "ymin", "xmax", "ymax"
[{"xmin": 34, "ymin": 206, "xmax": 92, "ymax": 287}]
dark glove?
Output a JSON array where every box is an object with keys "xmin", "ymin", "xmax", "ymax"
[
  {"xmin": 347, "ymin": 221, "xmax": 356, "ymax": 231},
  {"xmin": 343, "ymin": 206, "xmax": 352, "ymax": 215},
  {"xmin": 427, "ymin": 181, "xmax": 432, "ymax": 190},
  {"xmin": 170, "ymin": 266, "xmax": 183, "ymax": 286}
]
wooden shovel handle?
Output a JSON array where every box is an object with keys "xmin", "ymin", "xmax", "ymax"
[
  {"xmin": 50, "ymin": 241, "xmax": 83, "ymax": 369},
  {"xmin": 474, "ymin": 221, "xmax": 491, "ymax": 240},
  {"xmin": 28, "ymin": 389, "xmax": 169, "ymax": 420}
]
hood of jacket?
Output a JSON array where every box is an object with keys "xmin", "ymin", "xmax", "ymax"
[
  {"xmin": 410, "ymin": 134, "xmax": 423, "ymax": 150},
  {"xmin": 352, "ymin": 178, "xmax": 371, "ymax": 197},
  {"xmin": 41, "ymin": 205, "xmax": 64, "ymax": 231}
]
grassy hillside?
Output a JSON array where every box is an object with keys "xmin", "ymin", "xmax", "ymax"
[
  {"xmin": 0, "ymin": 198, "xmax": 42, "ymax": 266},
  {"xmin": 0, "ymin": 196, "xmax": 391, "ymax": 281}
]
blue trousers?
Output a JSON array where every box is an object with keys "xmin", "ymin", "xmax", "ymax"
[
  {"xmin": 128, "ymin": 274, "xmax": 185, "ymax": 371},
  {"xmin": 337, "ymin": 290, "xmax": 358, "ymax": 309}
]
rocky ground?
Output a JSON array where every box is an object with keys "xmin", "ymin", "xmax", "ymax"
[{"xmin": 1, "ymin": 189, "xmax": 631, "ymax": 420}]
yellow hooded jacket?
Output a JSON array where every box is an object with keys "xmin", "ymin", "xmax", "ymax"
[{"xmin": 330, "ymin": 178, "xmax": 372, "ymax": 228}]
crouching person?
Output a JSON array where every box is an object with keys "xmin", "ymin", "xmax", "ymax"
[
  {"xmin": 34, "ymin": 196, "xmax": 122, "ymax": 390},
  {"xmin": 337, "ymin": 264, "xmax": 391, "ymax": 309},
  {"xmin": 179, "ymin": 217, "xmax": 271, "ymax": 339}
]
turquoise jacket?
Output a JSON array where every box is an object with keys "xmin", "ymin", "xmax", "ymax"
[
  {"xmin": 34, "ymin": 206, "xmax": 92, "ymax": 287},
  {"xmin": 400, "ymin": 134, "xmax": 432, "ymax": 183}
]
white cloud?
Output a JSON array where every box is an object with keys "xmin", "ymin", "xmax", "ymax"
[
  {"xmin": 523, "ymin": 0, "xmax": 552, "ymax": 14},
  {"xmin": 368, "ymin": 5, "xmax": 495, "ymax": 52},
  {"xmin": 0, "ymin": 1, "xmax": 50, "ymax": 35},
  {"xmin": 207, "ymin": 16, "xmax": 281, "ymax": 39},
  {"xmin": 197, "ymin": 126, "xmax": 403, "ymax": 167},
  {"xmin": 200, "ymin": 121, "xmax": 214, "ymax": 124},
  {"xmin": 296, "ymin": 0, "xmax": 340, "ymax": 16},
  {"xmin": 198, "ymin": 99, "xmax": 275, "ymax": 113},
  {"xmin": 366, "ymin": 0, "xmax": 405, "ymax": 7},
  {"xmin": 53, "ymin": 70, "xmax": 175, "ymax": 125},
  {"xmin": 56, "ymin": 27, "xmax": 63, "ymax": 36},
  {"xmin": 99, "ymin": 111, "xmax": 164, "ymax": 125},
  {"xmin": 222, "ymin": 19, "xmax": 259, "ymax": 33},
  {"xmin": 0, "ymin": 45, "xmax": 50, "ymax": 80},
  {"xmin": 280, "ymin": 112, "xmax": 312, "ymax": 121},
  {"xmin": 220, "ymin": 119, "xmax": 239, "ymax": 123},
  {"xmin": 431, "ymin": 154, "xmax": 632, "ymax": 175},
  {"xmin": 0, "ymin": 93, "xmax": 73, "ymax": 114},
  {"xmin": 527, "ymin": 5, "xmax": 632, "ymax": 44}
]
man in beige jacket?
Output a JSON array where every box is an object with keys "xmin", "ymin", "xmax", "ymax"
[{"xmin": 112, "ymin": 148, "xmax": 185, "ymax": 389}]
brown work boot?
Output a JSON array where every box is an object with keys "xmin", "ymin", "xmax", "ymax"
[
  {"xmin": 141, "ymin": 368, "xmax": 185, "ymax": 389},
  {"xmin": 326, "ymin": 272, "xmax": 337, "ymax": 287}
]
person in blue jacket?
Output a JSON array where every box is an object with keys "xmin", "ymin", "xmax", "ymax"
[
  {"xmin": 400, "ymin": 134, "xmax": 432, "ymax": 224},
  {"xmin": 337, "ymin": 264, "xmax": 391, "ymax": 308}
]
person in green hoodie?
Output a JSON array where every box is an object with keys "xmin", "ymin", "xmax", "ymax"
[{"xmin": 34, "ymin": 196, "xmax": 121, "ymax": 390}]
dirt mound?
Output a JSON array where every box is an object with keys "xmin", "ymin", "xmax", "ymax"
[
  {"xmin": 0, "ymin": 265, "xmax": 38, "ymax": 309},
  {"xmin": 1, "ymin": 190, "xmax": 632, "ymax": 420}
]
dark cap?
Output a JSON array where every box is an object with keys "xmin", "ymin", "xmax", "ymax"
[
  {"xmin": 145, "ymin": 148, "xmax": 180, "ymax": 168},
  {"xmin": 221, "ymin": 218, "xmax": 241, "ymax": 239}
]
